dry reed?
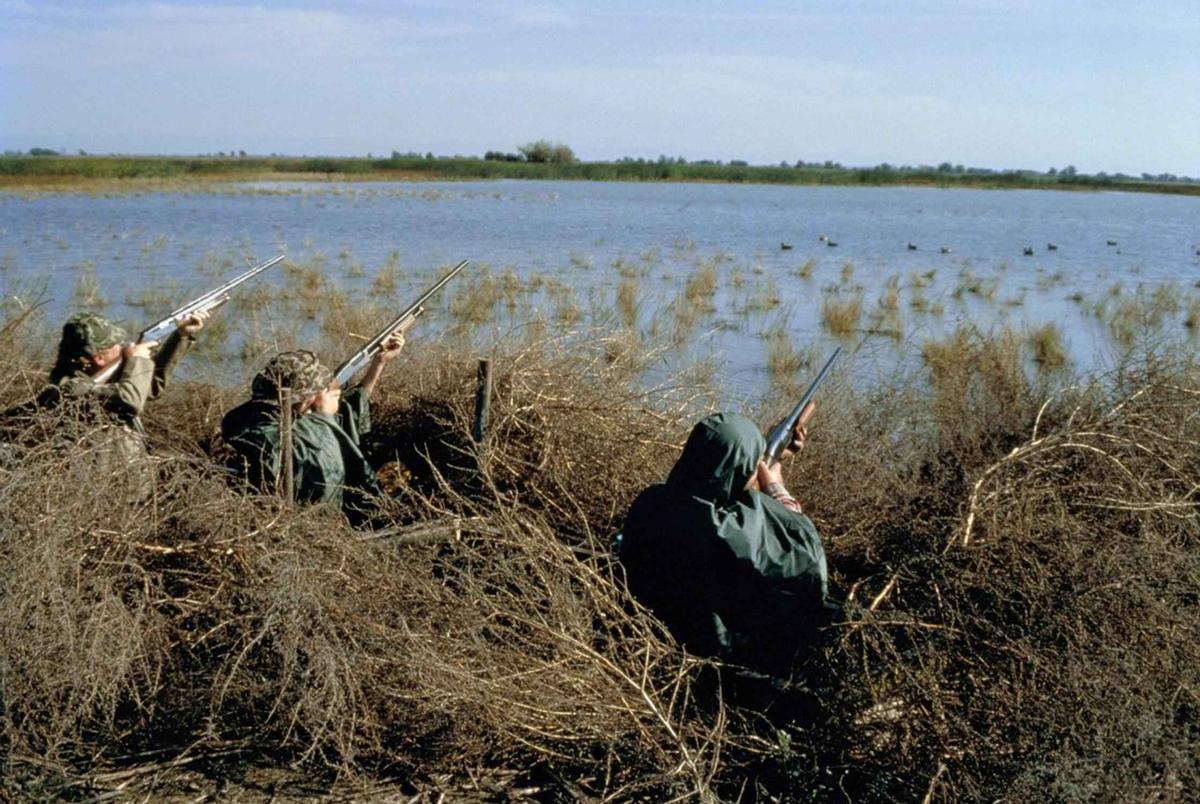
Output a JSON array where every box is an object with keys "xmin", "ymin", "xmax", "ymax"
[{"xmin": 1, "ymin": 308, "xmax": 1197, "ymax": 802}]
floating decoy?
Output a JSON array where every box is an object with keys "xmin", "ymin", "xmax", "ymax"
[
  {"xmin": 780, "ymin": 242, "xmax": 793, "ymax": 250},
  {"xmin": 1106, "ymin": 239, "xmax": 1118, "ymax": 246},
  {"xmin": 827, "ymin": 240, "xmax": 838, "ymax": 248},
  {"xmin": 907, "ymin": 242, "xmax": 918, "ymax": 251},
  {"xmin": 1023, "ymin": 247, "xmax": 1034, "ymax": 256},
  {"xmin": 940, "ymin": 246, "xmax": 952, "ymax": 254},
  {"xmin": 1047, "ymin": 243, "xmax": 1058, "ymax": 251}
]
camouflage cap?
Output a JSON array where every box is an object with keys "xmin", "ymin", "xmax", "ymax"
[
  {"xmin": 60, "ymin": 313, "xmax": 128, "ymax": 358},
  {"xmin": 252, "ymin": 350, "xmax": 333, "ymax": 400}
]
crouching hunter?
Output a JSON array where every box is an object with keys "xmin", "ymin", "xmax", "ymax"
[
  {"xmin": 9, "ymin": 311, "xmax": 209, "ymax": 498},
  {"xmin": 220, "ymin": 331, "xmax": 405, "ymax": 522},
  {"xmin": 618, "ymin": 404, "xmax": 839, "ymax": 673}
]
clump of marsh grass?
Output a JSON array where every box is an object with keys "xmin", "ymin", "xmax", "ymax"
[
  {"xmin": 666, "ymin": 261, "xmax": 721, "ymax": 343},
  {"xmin": 448, "ymin": 266, "xmax": 503, "ymax": 328},
  {"xmin": 795, "ymin": 258, "xmax": 816, "ymax": 279},
  {"xmin": 1151, "ymin": 282, "xmax": 1181, "ymax": 318},
  {"xmin": 498, "ymin": 267, "xmax": 523, "ymax": 311},
  {"xmin": 744, "ymin": 277, "xmax": 781, "ymax": 313},
  {"xmin": 683, "ymin": 260, "xmax": 719, "ymax": 309},
  {"xmin": 878, "ymin": 275, "xmax": 901, "ymax": 313},
  {"xmin": 954, "ymin": 270, "xmax": 998, "ymax": 301},
  {"xmin": 612, "ymin": 256, "xmax": 641, "ymax": 279},
  {"xmin": 370, "ymin": 252, "xmax": 401, "ymax": 297},
  {"xmin": 1035, "ymin": 269, "xmax": 1066, "ymax": 290},
  {"xmin": 1186, "ymin": 297, "xmax": 1200, "ymax": 331},
  {"xmin": 1028, "ymin": 322, "xmax": 1068, "ymax": 369},
  {"xmin": 70, "ymin": 263, "xmax": 106, "ymax": 309},
  {"xmin": 1100, "ymin": 284, "xmax": 1183, "ymax": 347},
  {"xmin": 616, "ymin": 278, "xmax": 640, "ymax": 329},
  {"xmin": 762, "ymin": 321, "xmax": 813, "ymax": 387},
  {"xmin": 555, "ymin": 295, "xmax": 583, "ymax": 326},
  {"xmin": 196, "ymin": 250, "xmax": 239, "ymax": 279},
  {"xmin": 918, "ymin": 326, "xmax": 1030, "ymax": 455},
  {"xmin": 909, "ymin": 268, "xmax": 936, "ymax": 288},
  {"xmin": 822, "ymin": 293, "xmax": 862, "ymax": 336}
]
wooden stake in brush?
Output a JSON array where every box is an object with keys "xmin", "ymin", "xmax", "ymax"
[{"xmin": 279, "ymin": 388, "xmax": 294, "ymax": 504}]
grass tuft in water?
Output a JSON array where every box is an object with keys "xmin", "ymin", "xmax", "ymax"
[
  {"xmin": 822, "ymin": 294, "xmax": 862, "ymax": 336},
  {"xmin": 1029, "ymin": 323, "xmax": 1068, "ymax": 369}
]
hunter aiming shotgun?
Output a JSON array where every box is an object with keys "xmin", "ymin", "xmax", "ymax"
[
  {"xmin": 333, "ymin": 259, "xmax": 470, "ymax": 386},
  {"xmin": 763, "ymin": 346, "xmax": 842, "ymax": 465},
  {"xmin": 92, "ymin": 254, "xmax": 285, "ymax": 384}
]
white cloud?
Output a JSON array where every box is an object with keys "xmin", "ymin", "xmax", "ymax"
[
  {"xmin": 2, "ymin": 0, "xmax": 1196, "ymax": 172},
  {"xmin": 512, "ymin": 5, "xmax": 574, "ymax": 28}
]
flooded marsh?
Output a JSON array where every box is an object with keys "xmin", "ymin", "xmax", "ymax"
[{"xmin": 4, "ymin": 179, "xmax": 1198, "ymax": 402}]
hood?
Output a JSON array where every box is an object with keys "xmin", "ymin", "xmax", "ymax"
[{"xmin": 665, "ymin": 412, "xmax": 764, "ymax": 506}]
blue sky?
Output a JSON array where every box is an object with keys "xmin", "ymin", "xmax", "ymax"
[{"xmin": 2, "ymin": 0, "xmax": 1197, "ymax": 175}]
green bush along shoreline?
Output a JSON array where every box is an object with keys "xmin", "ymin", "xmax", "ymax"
[{"xmin": 3, "ymin": 153, "xmax": 1198, "ymax": 195}]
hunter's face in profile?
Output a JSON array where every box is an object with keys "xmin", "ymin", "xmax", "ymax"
[
  {"xmin": 308, "ymin": 380, "xmax": 342, "ymax": 416},
  {"xmin": 88, "ymin": 342, "xmax": 124, "ymax": 372}
]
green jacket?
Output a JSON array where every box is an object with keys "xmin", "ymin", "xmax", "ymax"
[
  {"xmin": 38, "ymin": 331, "xmax": 194, "ymax": 426},
  {"xmin": 24, "ymin": 331, "xmax": 194, "ymax": 498},
  {"xmin": 619, "ymin": 412, "xmax": 830, "ymax": 666},
  {"xmin": 220, "ymin": 386, "xmax": 383, "ymax": 516}
]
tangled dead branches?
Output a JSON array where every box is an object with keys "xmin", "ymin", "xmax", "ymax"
[{"xmin": 0, "ymin": 323, "xmax": 1197, "ymax": 801}]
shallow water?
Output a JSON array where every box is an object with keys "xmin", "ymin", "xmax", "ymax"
[{"xmin": 2, "ymin": 180, "xmax": 1198, "ymax": 399}]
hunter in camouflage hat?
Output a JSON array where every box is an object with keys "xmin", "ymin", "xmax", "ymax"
[
  {"xmin": 13, "ymin": 310, "xmax": 209, "ymax": 502},
  {"xmin": 57, "ymin": 313, "xmax": 128, "ymax": 366},
  {"xmin": 222, "ymin": 335, "xmax": 408, "ymax": 521},
  {"xmin": 251, "ymin": 350, "xmax": 335, "ymax": 401}
]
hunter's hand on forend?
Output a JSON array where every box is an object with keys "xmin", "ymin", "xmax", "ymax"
[{"xmin": 770, "ymin": 401, "xmax": 816, "ymax": 464}]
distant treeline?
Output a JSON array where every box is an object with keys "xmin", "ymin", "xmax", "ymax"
[{"xmin": 3, "ymin": 151, "xmax": 1198, "ymax": 195}]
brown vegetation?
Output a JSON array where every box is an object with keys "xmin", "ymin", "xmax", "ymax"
[{"xmin": 0, "ymin": 309, "xmax": 1197, "ymax": 801}]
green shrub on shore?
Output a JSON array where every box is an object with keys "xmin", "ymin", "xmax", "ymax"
[{"xmin": 4, "ymin": 154, "xmax": 1197, "ymax": 196}]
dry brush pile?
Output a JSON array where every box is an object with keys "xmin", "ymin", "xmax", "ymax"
[
  {"xmin": 0, "ymin": 329, "xmax": 734, "ymax": 801},
  {"xmin": 0, "ymin": 317, "xmax": 1197, "ymax": 801},
  {"xmin": 795, "ymin": 336, "xmax": 1200, "ymax": 801}
]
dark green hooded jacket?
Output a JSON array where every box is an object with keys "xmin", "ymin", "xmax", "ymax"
[
  {"xmin": 619, "ymin": 412, "xmax": 830, "ymax": 664},
  {"xmin": 220, "ymin": 386, "xmax": 382, "ymax": 517}
]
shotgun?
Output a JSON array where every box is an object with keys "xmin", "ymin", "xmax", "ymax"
[
  {"xmin": 333, "ymin": 259, "xmax": 469, "ymax": 387},
  {"xmin": 763, "ymin": 346, "xmax": 841, "ymax": 465},
  {"xmin": 93, "ymin": 254, "xmax": 285, "ymax": 384}
]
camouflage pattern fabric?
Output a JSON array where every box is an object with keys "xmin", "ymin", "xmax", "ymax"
[
  {"xmin": 252, "ymin": 350, "xmax": 334, "ymax": 401},
  {"xmin": 59, "ymin": 313, "xmax": 128, "ymax": 359}
]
